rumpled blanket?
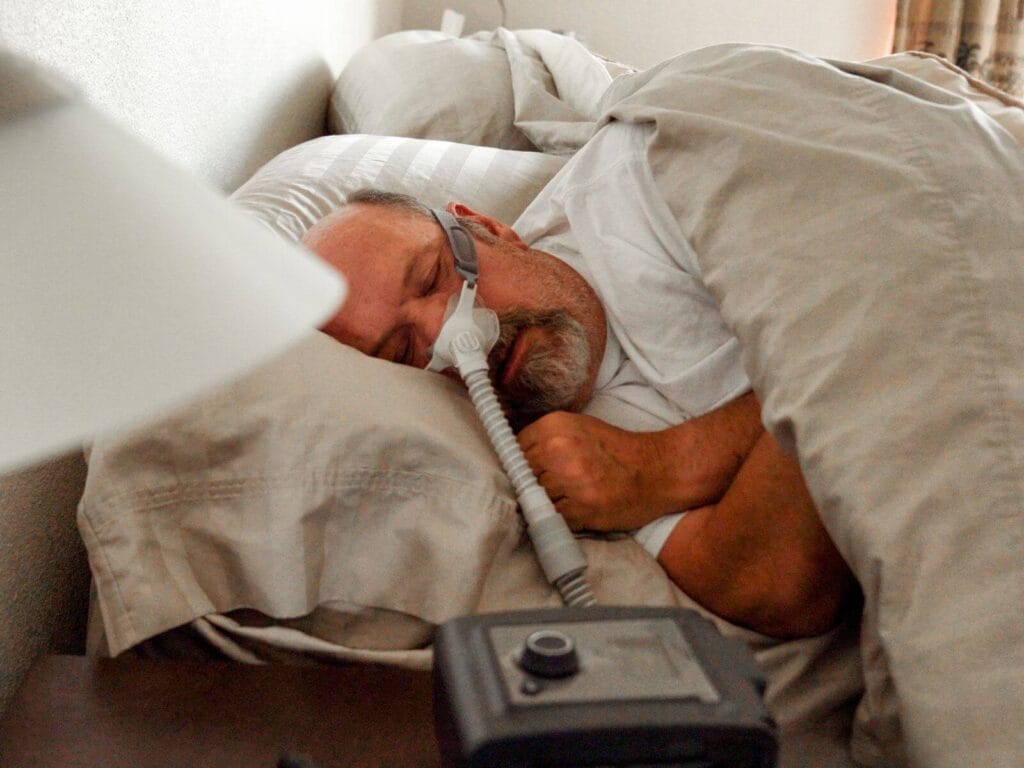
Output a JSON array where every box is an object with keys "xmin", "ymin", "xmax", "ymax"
[
  {"xmin": 595, "ymin": 43, "xmax": 1024, "ymax": 768},
  {"xmin": 475, "ymin": 27, "xmax": 617, "ymax": 155}
]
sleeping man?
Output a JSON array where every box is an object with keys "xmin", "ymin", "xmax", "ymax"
[{"xmin": 301, "ymin": 119, "xmax": 858, "ymax": 642}]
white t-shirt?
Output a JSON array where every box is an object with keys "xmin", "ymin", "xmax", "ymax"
[{"xmin": 513, "ymin": 120, "xmax": 750, "ymax": 556}]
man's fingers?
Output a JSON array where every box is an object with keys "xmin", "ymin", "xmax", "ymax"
[
  {"xmin": 517, "ymin": 431, "xmax": 537, "ymax": 453},
  {"xmin": 515, "ymin": 417, "xmax": 550, "ymax": 453},
  {"xmin": 532, "ymin": 467, "xmax": 565, "ymax": 503},
  {"xmin": 520, "ymin": 443, "xmax": 545, "ymax": 479},
  {"xmin": 521, "ymin": 441, "xmax": 562, "ymax": 492},
  {"xmin": 516, "ymin": 411, "xmax": 579, "ymax": 453},
  {"xmin": 519, "ymin": 444, "xmax": 572, "ymax": 512}
]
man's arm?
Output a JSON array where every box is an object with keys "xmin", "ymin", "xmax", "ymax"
[
  {"xmin": 517, "ymin": 395, "xmax": 857, "ymax": 638},
  {"xmin": 517, "ymin": 392, "xmax": 764, "ymax": 532},
  {"xmin": 657, "ymin": 432, "xmax": 857, "ymax": 638}
]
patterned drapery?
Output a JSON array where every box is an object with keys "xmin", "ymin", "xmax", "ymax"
[{"xmin": 893, "ymin": 0, "xmax": 1024, "ymax": 97}]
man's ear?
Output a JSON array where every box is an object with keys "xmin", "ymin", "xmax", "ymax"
[{"xmin": 446, "ymin": 201, "xmax": 528, "ymax": 250}]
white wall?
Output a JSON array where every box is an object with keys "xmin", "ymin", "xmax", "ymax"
[
  {"xmin": 1, "ymin": 0, "xmax": 403, "ymax": 190},
  {"xmin": 402, "ymin": 0, "xmax": 897, "ymax": 67}
]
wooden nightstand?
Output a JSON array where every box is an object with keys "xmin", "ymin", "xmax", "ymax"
[{"xmin": 0, "ymin": 655, "xmax": 439, "ymax": 767}]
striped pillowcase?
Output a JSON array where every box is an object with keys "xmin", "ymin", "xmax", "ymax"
[{"xmin": 232, "ymin": 133, "xmax": 566, "ymax": 242}]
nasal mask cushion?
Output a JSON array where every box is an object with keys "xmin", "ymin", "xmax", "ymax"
[{"xmin": 425, "ymin": 209, "xmax": 499, "ymax": 375}]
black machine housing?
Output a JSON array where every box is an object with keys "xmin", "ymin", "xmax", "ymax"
[{"xmin": 433, "ymin": 606, "xmax": 777, "ymax": 767}]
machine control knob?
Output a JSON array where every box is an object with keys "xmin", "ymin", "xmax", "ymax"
[{"xmin": 518, "ymin": 629, "xmax": 579, "ymax": 678}]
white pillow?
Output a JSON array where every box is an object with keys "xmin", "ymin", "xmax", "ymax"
[{"xmin": 232, "ymin": 132, "xmax": 566, "ymax": 242}]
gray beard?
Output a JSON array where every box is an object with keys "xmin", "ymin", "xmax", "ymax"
[{"xmin": 488, "ymin": 309, "xmax": 591, "ymax": 430}]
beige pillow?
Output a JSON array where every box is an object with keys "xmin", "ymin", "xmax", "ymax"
[
  {"xmin": 327, "ymin": 30, "xmax": 536, "ymax": 150},
  {"xmin": 83, "ymin": 132, "xmax": 572, "ymax": 653},
  {"xmin": 80, "ymin": 334, "xmax": 690, "ymax": 656},
  {"xmin": 327, "ymin": 29, "xmax": 622, "ymax": 155}
]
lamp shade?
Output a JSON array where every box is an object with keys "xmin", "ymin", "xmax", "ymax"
[{"xmin": 0, "ymin": 52, "xmax": 346, "ymax": 473}]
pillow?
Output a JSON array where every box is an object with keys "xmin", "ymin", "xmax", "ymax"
[
  {"xmin": 232, "ymin": 133, "xmax": 566, "ymax": 242},
  {"xmin": 79, "ymin": 334, "xmax": 689, "ymax": 659},
  {"xmin": 327, "ymin": 30, "xmax": 535, "ymax": 151},
  {"xmin": 83, "ymin": 130, "xmax": 574, "ymax": 651},
  {"xmin": 328, "ymin": 29, "xmax": 620, "ymax": 155}
]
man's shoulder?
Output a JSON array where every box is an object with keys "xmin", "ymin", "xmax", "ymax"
[
  {"xmin": 513, "ymin": 121, "xmax": 656, "ymax": 249},
  {"xmin": 519, "ymin": 122, "xmax": 653, "ymax": 215},
  {"xmin": 557, "ymin": 120, "xmax": 654, "ymax": 196}
]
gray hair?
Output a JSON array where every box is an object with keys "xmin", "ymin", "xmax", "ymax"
[
  {"xmin": 345, "ymin": 187, "xmax": 496, "ymax": 244},
  {"xmin": 346, "ymin": 188, "xmax": 433, "ymax": 219}
]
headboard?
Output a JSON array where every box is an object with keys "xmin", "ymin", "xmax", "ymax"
[{"xmin": 0, "ymin": 0, "xmax": 398, "ymax": 714}]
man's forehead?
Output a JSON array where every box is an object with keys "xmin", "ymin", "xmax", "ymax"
[
  {"xmin": 312, "ymin": 205, "xmax": 435, "ymax": 267},
  {"xmin": 328, "ymin": 202, "xmax": 422, "ymax": 241},
  {"xmin": 310, "ymin": 203, "xmax": 442, "ymax": 353}
]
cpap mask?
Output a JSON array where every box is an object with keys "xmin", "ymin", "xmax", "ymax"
[{"xmin": 425, "ymin": 209, "xmax": 594, "ymax": 608}]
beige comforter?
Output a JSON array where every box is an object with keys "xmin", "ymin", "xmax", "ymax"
[{"xmin": 596, "ymin": 44, "xmax": 1024, "ymax": 768}]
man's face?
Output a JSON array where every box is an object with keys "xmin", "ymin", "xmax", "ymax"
[{"xmin": 302, "ymin": 201, "xmax": 607, "ymax": 428}]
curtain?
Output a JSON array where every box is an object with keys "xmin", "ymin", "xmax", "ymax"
[{"xmin": 893, "ymin": 0, "xmax": 1024, "ymax": 97}]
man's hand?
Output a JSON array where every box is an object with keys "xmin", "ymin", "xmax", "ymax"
[
  {"xmin": 517, "ymin": 393, "xmax": 764, "ymax": 533},
  {"xmin": 517, "ymin": 412, "xmax": 681, "ymax": 532}
]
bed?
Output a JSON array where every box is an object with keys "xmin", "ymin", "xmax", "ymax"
[{"xmin": 3, "ymin": 10, "xmax": 1023, "ymax": 768}]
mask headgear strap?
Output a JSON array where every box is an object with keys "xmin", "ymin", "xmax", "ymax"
[{"xmin": 431, "ymin": 208, "xmax": 479, "ymax": 286}]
